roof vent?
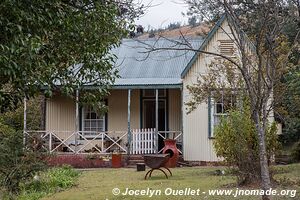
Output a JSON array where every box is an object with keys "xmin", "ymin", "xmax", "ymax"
[{"xmin": 219, "ymin": 40, "xmax": 235, "ymax": 56}]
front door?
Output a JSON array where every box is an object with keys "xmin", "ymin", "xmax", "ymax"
[{"xmin": 143, "ymin": 99, "xmax": 167, "ymax": 151}]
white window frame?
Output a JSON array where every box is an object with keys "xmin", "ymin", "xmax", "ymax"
[
  {"xmin": 210, "ymin": 93, "xmax": 236, "ymax": 137},
  {"xmin": 81, "ymin": 106, "xmax": 105, "ymax": 139}
]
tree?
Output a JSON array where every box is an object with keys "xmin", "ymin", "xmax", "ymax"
[
  {"xmin": 167, "ymin": 22, "xmax": 181, "ymax": 30},
  {"xmin": 0, "ymin": 0, "xmax": 143, "ymax": 195},
  {"xmin": 185, "ymin": 1, "xmax": 299, "ymax": 200},
  {"xmin": 0, "ymin": 0, "xmax": 143, "ymax": 111},
  {"xmin": 141, "ymin": 1, "xmax": 299, "ymax": 199},
  {"xmin": 213, "ymin": 104, "xmax": 279, "ymax": 185},
  {"xmin": 188, "ymin": 16, "xmax": 198, "ymax": 27}
]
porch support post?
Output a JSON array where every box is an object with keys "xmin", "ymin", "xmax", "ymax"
[
  {"xmin": 127, "ymin": 89, "xmax": 131, "ymax": 155},
  {"xmin": 23, "ymin": 96, "xmax": 27, "ymax": 147},
  {"xmin": 75, "ymin": 89, "xmax": 79, "ymax": 153},
  {"xmin": 155, "ymin": 89, "xmax": 159, "ymax": 153}
]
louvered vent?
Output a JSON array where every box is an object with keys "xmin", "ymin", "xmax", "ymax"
[{"xmin": 219, "ymin": 40, "xmax": 235, "ymax": 56}]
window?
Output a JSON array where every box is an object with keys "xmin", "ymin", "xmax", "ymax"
[
  {"xmin": 142, "ymin": 89, "xmax": 166, "ymax": 98},
  {"xmin": 209, "ymin": 93, "xmax": 236, "ymax": 137},
  {"xmin": 82, "ymin": 106, "xmax": 105, "ymax": 138}
]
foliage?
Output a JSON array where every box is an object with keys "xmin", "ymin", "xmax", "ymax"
[
  {"xmin": 188, "ymin": 16, "xmax": 198, "ymax": 27},
  {"xmin": 291, "ymin": 141, "xmax": 300, "ymax": 162},
  {"xmin": 277, "ymin": 66, "xmax": 300, "ymax": 144},
  {"xmin": 18, "ymin": 165, "xmax": 79, "ymax": 200},
  {"xmin": 167, "ymin": 22, "xmax": 181, "ymax": 30},
  {"xmin": 213, "ymin": 106, "xmax": 280, "ymax": 185},
  {"xmin": 0, "ymin": 97, "xmax": 43, "ymax": 131},
  {"xmin": 0, "ymin": 121, "xmax": 45, "ymax": 195},
  {"xmin": 0, "ymin": 0, "xmax": 143, "ymax": 111},
  {"xmin": 183, "ymin": 0, "xmax": 299, "ymax": 196}
]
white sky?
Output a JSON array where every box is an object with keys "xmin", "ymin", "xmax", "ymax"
[{"xmin": 135, "ymin": 0, "xmax": 189, "ymax": 30}]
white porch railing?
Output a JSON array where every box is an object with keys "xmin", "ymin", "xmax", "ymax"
[
  {"xmin": 25, "ymin": 129, "xmax": 182, "ymax": 155},
  {"xmin": 25, "ymin": 130, "xmax": 128, "ymax": 154}
]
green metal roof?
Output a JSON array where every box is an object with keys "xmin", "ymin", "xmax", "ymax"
[{"xmin": 112, "ymin": 37, "xmax": 204, "ymax": 88}]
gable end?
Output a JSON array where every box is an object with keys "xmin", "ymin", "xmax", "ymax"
[{"xmin": 180, "ymin": 15, "xmax": 227, "ymax": 78}]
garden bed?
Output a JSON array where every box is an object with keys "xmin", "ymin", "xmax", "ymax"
[{"xmin": 46, "ymin": 154, "xmax": 115, "ymax": 168}]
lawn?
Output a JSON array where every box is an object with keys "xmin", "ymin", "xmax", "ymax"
[{"xmin": 42, "ymin": 164, "xmax": 300, "ymax": 200}]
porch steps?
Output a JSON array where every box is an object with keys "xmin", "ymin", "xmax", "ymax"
[
  {"xmin": 126, "ymin": 155, "xmax": 144, "ymax": 168},
  {"xmin": 126, "ymin": 155, "xmax": 185, "ymax": 168}
]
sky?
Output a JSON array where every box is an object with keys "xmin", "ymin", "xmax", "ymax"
[{"xmin": 135, "ymin": 0, "xmax": 189, "ymax": 30}]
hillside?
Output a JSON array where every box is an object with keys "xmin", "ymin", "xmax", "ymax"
[{"xmin": 137, "ymin": 23, "xmax": 211, "ymax": 39}]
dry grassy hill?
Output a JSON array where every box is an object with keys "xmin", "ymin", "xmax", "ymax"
[{"xmin": 137, "ymin": 23, "xmax": 211, "ymax": 39}]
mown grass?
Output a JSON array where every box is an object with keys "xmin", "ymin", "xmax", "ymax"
[{"xmin": 42, "ymin": 164, "xmax": 300, "ymax": 200}]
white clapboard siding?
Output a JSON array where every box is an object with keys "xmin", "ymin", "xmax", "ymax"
[{"xmin": 131, "ymin": 128, "xmax": 156, "ymax": 154}]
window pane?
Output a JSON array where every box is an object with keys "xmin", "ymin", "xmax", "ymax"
[
  {"xmin": 90, "ymin": 112, "xmax": 97, "ymax": 119},
  {"xmin": 142, "ymin": 89, "xmax": 166, "ymax": 98},
  {"xmin": 214, "ymin": 116, "xmax": 220, "ymax": 126},
  {"xmin": 82, "ymin": 106, "xmax": 105, "ymax": 137},
  {"xmin": 216, "ymin": 103, "xmax": 223, "ymax": 113},
  {"xmin": 98, "ymin": 121, "xmax": 104, "ymax": 130},
  {"xmin": 143, "ymin": 89, "xmax": 155, "ymax": 97},
  {"xmin": 85, "ymin": 111, "xmax": 90, "ymax": 119},
  {"xmin": 158, "ymin": 89, "xmax": 166, "ymax": 97},
  {"xmin": 84, "ymin": 121, "xmax": 90, "ymax": 129}
]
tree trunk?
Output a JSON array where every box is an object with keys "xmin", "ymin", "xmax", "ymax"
[{"xmin": 254, "ymin": 112, "xmax": 271, "ymax": 200}]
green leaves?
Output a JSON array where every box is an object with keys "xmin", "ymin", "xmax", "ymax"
[
  {"xmin": 0, "ymin": 0, "xmax": 142, "ymax": 110},
  {"xmin": 213, "ymin": 105, "xmax": 280, "ymax": 185}
]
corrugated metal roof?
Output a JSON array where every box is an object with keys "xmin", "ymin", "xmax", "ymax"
[{"xmin": 112, "ymin": 37, "xmax": 204, "ymax": 88}]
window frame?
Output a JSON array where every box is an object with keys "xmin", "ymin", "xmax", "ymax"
[
  {"xmin": 81, "ymin": 106, "xmax": 106, "ymax": 139},
  {"xmin": 209, "ymin": 92, "xmax": 237, "ymax": 138},
  {"xmin": 142, "ymin": 89, "xmax": 166, "ymax": 98}
]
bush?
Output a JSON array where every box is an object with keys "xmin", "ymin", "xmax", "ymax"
[
  {"xmin": 18, "ymin": 165, "xmax": 79, "ymax": 200},
  {"xmin": 0, "ymin": 121, "xmax": 45, "ymax": 196},
  {"xmin": 213, "ymin": 106, "xmax": 279, "ymax": 185},
  {"xmin": 1, "ymin": 97, "xmax": 43, "ymax": 131},
  {"xmin": 291, "ymin": 141, "xmax": 300, "ymax": 162},
  {"xmin": 47, "ymin": 165, "xmax": 79, "ymax": 188}
]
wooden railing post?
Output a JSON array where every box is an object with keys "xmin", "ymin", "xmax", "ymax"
[{"xmin": 49, "ymin": 131, "xmax": 52, "ymax": 152}]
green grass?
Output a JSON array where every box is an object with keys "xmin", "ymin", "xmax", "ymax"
[
  {"xmin": 17, "ymin": 165, "xmax": 80, "ymax": 200},
  {"xmin": 42, "ymin": 164, "xmax": 300, "ymax": 200}
]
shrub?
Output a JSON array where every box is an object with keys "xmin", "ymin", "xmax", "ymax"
[
  {"xmin": 213, "ymin": 106, "xmax": 279, "ymax": 185},
  {"xmin": 18, "ymin": 165, "xmax": 79, "ymax": 200},
  {"xmin": 1, "ymin": 97, "xmax": 43, "ymax": 131},
  {"xmin": 291, "ymin": 141, "xmax": 300, "ymax": 162},
  {"xmin": 0, "ymin": 121, "xmax": 45, "ymax": 196},
  {"xmin": 47, "ymin": 165, "xmax": 79, "ymax": 188}
]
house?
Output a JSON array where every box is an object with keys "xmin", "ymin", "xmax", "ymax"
[{"xmin": 29, "ymin": 15, "xmax": 239, "ymax": 163}]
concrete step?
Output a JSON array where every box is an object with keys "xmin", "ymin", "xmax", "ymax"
[{"xmin": 128, "ymin": 160, "xmax": 144, "ymax": 166}]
